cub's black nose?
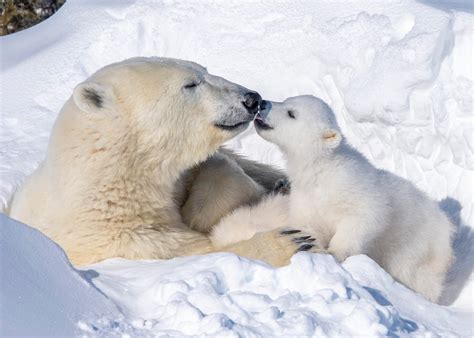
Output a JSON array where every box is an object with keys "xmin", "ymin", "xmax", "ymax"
[
  {"xmin": 243, "ymin": 92, "xmax": 262, "ymax": 115},
  {"xmin": 260, "ymin": 100, "xmax": 268, "ymax": 110}
]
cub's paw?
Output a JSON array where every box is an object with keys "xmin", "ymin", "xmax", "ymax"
[{"xmin": 272, "ymin": 178, "xmax": 291, "ymax": 195}]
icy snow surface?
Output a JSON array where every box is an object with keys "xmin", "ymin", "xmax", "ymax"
[
  {"xmin": 0, "ymin": 0, "xmax": 472, "ymax": 336},
  {"xmin": 0, "ymin": 215, "xmax": 137, "ymax": 336}
]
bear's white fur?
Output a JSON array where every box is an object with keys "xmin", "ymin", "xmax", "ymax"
[
  {"xmin": 8, "ymin": 58, "xmax": 314, "ymax": 267},
  {"xmin": 180, "ymin": 151, "xmax": 265, "ymax": 233},
  {"xmin": 212, "ymin": 95, "xmax": 454, "ymax": 303},
  {"xmin": 212, "ymin": 193, "xmax": 291, "ymax": 247},
  {"xmin": 179, "ymin": 147, "xmax": 288, "ymax": 233}
]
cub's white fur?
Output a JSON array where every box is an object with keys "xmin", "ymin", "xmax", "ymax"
[
  {"xmin": 8, "ymin": 58, "xmax": 309, "ymax": 267},
  {"xmin": 212, "ymin": 193, "xmax": 290, "ymax": 247},
  {"xmin": 180, "ymin": 152, "xmax": 265, "ymax": 233},
  {"xmin": 178, "ymin": 147, "xmax": 288, "ymax": 233},
  {"xmin": 212, "ymin": 95, "xmax": 454, "ymax": 303}
]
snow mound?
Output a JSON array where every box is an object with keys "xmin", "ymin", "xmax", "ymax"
[
  {"xmin": 0, "ymin": 214, "xmax": 135, "ymax": 336},
  {"xmin": 2, "ymin": 214, "xmax": 470, "ymax": 336},
  {"xmin": 87, "ymin": 253, "xmax": 470, "ymax": 336}
]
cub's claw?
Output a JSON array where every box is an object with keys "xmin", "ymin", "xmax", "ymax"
[{"xmin": 273, "ymin": 178, "xmax": 291, "ymax": 195}]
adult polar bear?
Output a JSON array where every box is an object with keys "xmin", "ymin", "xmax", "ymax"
[{"xmin": 9, "ymin": 57, "xmax": 315, "ymax": 266}]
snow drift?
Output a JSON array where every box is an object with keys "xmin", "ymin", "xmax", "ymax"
[
  {"xmin": 1, "ymin": 214, "xmax": 470, "ymax": 336},
  {"xmin": 0, "ymin": 214, "xmax": 131, "ymax": 336},
  {"xmin": 0, "ymin": 0, "xmax": 472, "ymax": 336}
]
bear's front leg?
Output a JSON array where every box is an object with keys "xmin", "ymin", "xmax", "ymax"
[
  {"xmin": 327, "ymin": 232, "xmax": 357, "ymax": 262},
  {"xmin": 210, "ymin": 193, "xmax": 291, "ymax": 247},
  {"xmin": 326, "ymin": 217, "xmax": 383, "ymax": 262},
  {"xmin": 219, "ymin": 228, "xmax": 319, "ymax": 267},
  {"xmin": 170, "ymin": 224, "xmax": 319, "ymax": 267},
  {"xmin": 181, "ymin": 152, "xmax": 265, "ymax": 233}
]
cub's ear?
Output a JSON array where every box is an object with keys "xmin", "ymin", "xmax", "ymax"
[
  {"xmin": 322, "ymin": 129, "xmax": 342, "ymax": 149},
  {"xmin": 73, "ymin": 82, "xmax": 113, "ymax": 115}
]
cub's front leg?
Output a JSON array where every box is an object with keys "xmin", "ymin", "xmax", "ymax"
[
  {"xmin": 326, "ymin": 214, "xmax": 386, "ymax": 262},
  {"xmin": 210, "ymin": 193, "xmax": 291, "ymax": 247}
]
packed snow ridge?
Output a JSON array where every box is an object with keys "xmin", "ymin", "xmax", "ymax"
[{"xmin": 0, "ymin": 0, "xmax": 472, "ymax": 336}]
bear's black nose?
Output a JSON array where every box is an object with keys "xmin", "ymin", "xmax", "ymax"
[{"xmin": 243, "ymin": 92, "xmax": 262, "ymax": 115}]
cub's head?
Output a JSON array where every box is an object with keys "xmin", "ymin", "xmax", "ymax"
[
  {"xmin": 72, "ymin": 57, "xmax": 261, "ymax": 165},
  {"xmin": 254, "ymin": 95, "xmax": 342, "ymax": 156}
]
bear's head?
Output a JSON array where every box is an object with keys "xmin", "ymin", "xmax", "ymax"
[
  {"xmin": 254, "ymin": 95, "xmax": 342, "ymax": 157},
  {"xmin": 71, "ymin": 57, "xmax": 261, "ymax": 169}
]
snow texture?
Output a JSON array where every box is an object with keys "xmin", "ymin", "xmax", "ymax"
[
  {"xmin": 87, "ymin": 253, "xmax": 472, "ymax": 336},
  {"xmin": 0, "ymin": 215, "xmax": 136, "ymax": 336},
  {"xmin": 0, "ymin": 0, "xmax": 472, "ymax": 336}
]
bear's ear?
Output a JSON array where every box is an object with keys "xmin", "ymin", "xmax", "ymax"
[
  {"xmin": 322, "ymin": 129, "xmax": 342, "ymax": 149},
  {"xmin": 73, "ymin": 82, "xmax": 113, "ymax": 115}
]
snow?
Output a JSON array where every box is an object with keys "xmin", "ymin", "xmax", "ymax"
[
  {"xmin": 87, "ymin": 253, "xmax": 472, "ymax": 336},
  {"xmin": 2, "ymin": 214, "xmax": 471, "ymax": 336},
  {"xmin": 0, "ymin": 214, "xmax": 135, "ymax": 336},
  {"xmin": 0, "ymin": 0, "xmax": 472, "ymax": 336}
]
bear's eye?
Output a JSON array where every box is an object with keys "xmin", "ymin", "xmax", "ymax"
[
  {"xmin": 183, "ymin": 81, "xmax": 200, "ymax": 89},
  {"xmin": 287, "ymin": 110, "xmax": 296, "ymax": 119}
]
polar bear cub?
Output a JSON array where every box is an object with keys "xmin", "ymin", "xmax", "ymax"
[{"xmin": 212, "ymin": 95, "xmax": 454, "ymax": 303}]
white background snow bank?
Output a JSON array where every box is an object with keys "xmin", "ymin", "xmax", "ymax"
[{"xmin": 0, "ymin": 0, "xmax": 472, "ymax": 336}]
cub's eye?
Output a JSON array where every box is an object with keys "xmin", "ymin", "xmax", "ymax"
[
  {"xmin": 184, "ymin": 82, "xmax": 199, "ymax": 89},
  {"xmin": 288, "ymin": 110, "xmax": 296, "ymax": 119}
]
